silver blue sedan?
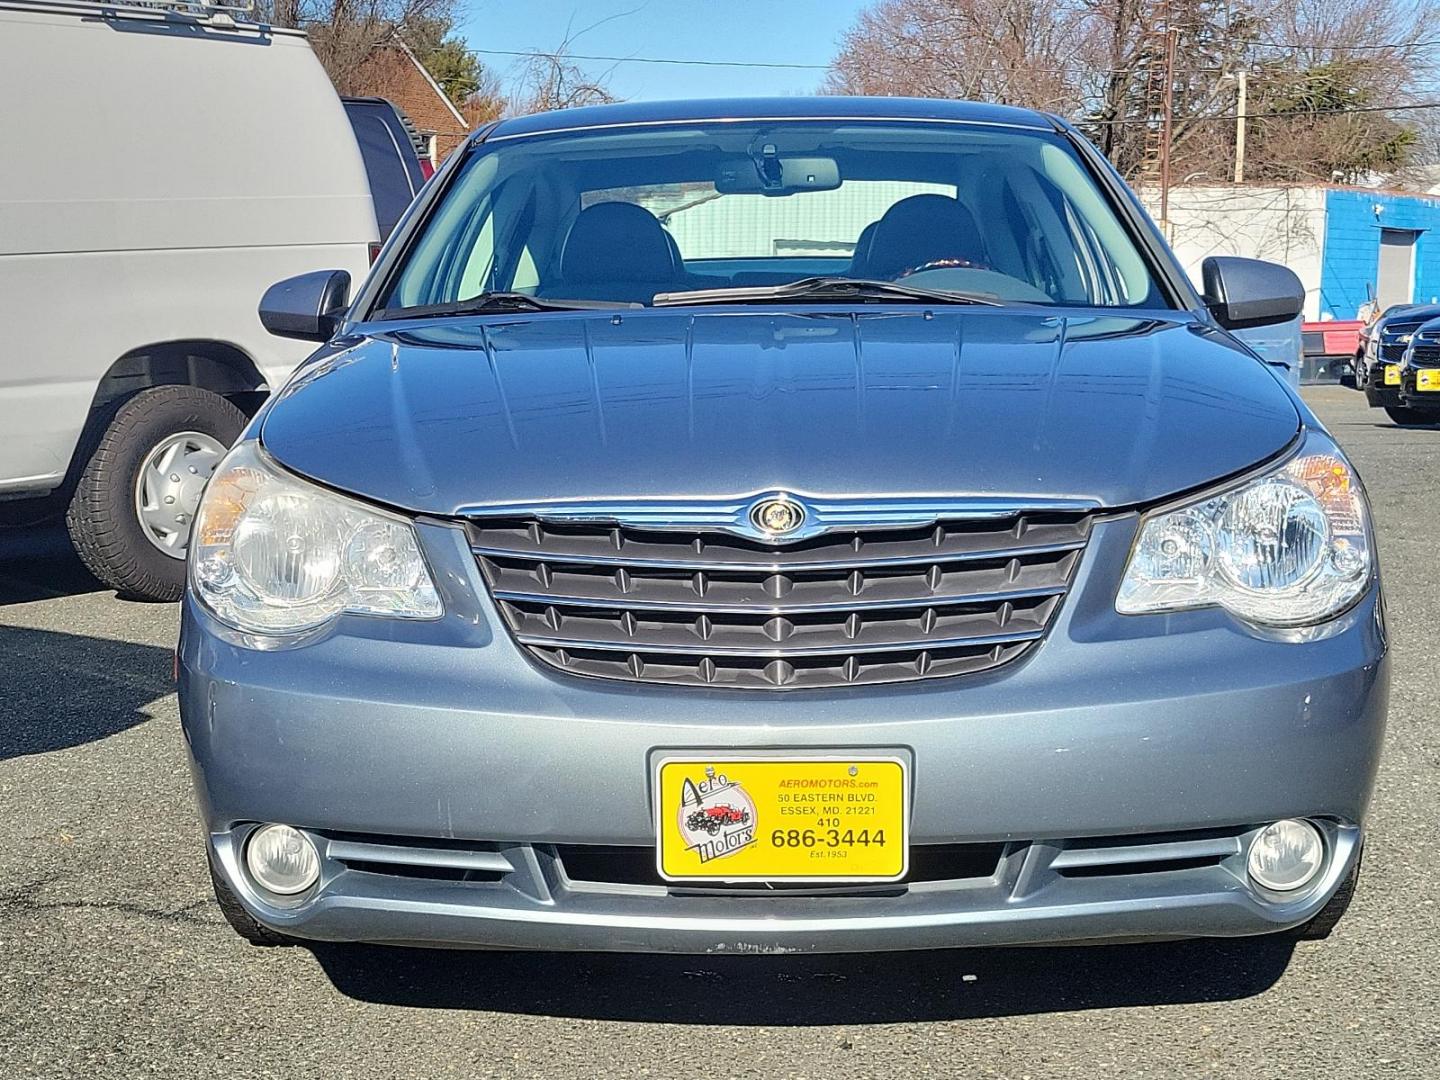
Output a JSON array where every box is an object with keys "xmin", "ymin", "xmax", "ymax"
[{"xmin": 179, "ymin": 97, "xmax": 1386, "ymax": 954}]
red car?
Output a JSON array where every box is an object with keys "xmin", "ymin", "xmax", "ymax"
[
  {"xmin": 686, "ymin": 804, "xmax": 750, "ymax": 835},
  {"xmin": 1301, "ymin": 319, "xmax": 1365, "ymax": 384}
]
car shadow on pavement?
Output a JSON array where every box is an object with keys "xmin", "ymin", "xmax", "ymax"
[
  {"xmin": 0, "ymin": 624, "xmax": 173, "ymax": 760},
  {"xmin": 0, "ymin": 523, "xmax": 107, "ymax": 605},
  {"xmin": 311, "ymin": 935, "xmax": 1296, "ymax": 1023}
]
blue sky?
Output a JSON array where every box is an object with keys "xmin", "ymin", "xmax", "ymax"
[{"xmin": 459, "ymin": 0, "xmax": 871, "ymax": 101}]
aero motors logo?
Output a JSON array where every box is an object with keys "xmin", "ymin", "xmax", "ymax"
[{"xmin": 678, "ymin": 766, "xmax": 757, "ymax": 863}]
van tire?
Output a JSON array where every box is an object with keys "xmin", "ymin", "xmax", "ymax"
[{"xmin": 66, "ymin": 386, "xmax": 246, "ymax": 601}]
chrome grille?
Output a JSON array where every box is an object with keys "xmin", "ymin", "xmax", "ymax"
[
  {"xmin": 1411, "ymin": 341, "xmax": 1440, "ymax": 366},
  {"xmin": 470, "ymin": 512, "xmax": 1091, "ymax": 689},
  {"xmin": 1381, "ymin": 322, "xmax": 1424, "ymax": 363}
]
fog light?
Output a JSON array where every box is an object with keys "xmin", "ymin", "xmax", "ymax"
[
  {"xmin": 244, "ymin": 824, "xmax": 320, "ymax": 896},
  {"xmin": 1247, "ymin": 819, "xmax": 1324, "ymax": 892}
]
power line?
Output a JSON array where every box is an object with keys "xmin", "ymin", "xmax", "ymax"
[
  {"xmin": 469, "ymin": 47, "xmax": 1440, "ymax": 126},
  {"xmin": 473, "ymin": 48, "xmax": 830, "ymax": 71},
  {"xmin": 1241, "ymin": 36, "xmax": 1440, "ymax": 51},
  {"xmin": 472, "ymin": 48, "xmax": 1202, "ymax": 79},
  {"xmin": 472, "ymin": 39, "xmax": 1439, "ymax": 77},
  {"xmin": 1088, "ymin": 99, "xmax": 1440, "ymax": 127}
]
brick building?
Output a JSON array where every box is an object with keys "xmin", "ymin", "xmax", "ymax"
[{"xmin": 351, "ymin": 40, "xmax": 469, "ymax": 164}]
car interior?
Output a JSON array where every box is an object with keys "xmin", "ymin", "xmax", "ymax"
[{"xmin": 385, "ymin": 124, "xmax": 1162, "ymax": 312}]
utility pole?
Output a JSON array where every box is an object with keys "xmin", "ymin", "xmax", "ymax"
[
  {"xmin": 1158, "ymin": 25, "xmax": 1177, "ymax": 237},
  {"xmin": 1233, "ymin": 68, "xmax": 1247, "ymax": 183}
]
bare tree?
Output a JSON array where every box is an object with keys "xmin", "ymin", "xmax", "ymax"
[
  {"xmin": 825, "ymin": 0, "xmax": 1091, "ymax": 112},
  {"xmin": 1238, "ymin": 0, "xmax": 1438, "ymax": 182},
  {"xmin": 258, "ymin": 0, "xmax": 462, "ymax": 93},
  {"xmin": 1070, "ymin": 0, "xmax": 1259, "ymax": 180},
  {"xmin": 507, "ymin": 32, "xmax": 619, "ymax": 114},
  {"xmin": 828, "ymin": 0, "xmax": 1440, "ymax": 182},
  {"xmin": 458, "ymin": 66, "xmax": 507, "ymax": 127}
]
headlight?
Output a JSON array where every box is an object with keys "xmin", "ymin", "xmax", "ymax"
[
  {"xmin": 1117, "ymin": 431, "xmax": 1371, "ymax": 627},
  {"xmin": 190, "ymin": 441, "xmax": 441, "ymax": 635}
]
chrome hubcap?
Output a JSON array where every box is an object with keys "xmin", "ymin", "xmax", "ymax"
[{"xmin": 134, "ymin": 431, "xmax": 227, "ymax": 559}]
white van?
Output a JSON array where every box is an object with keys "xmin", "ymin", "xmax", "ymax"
[{"xmin": 0, "ymin": 0, "xmax": 378, "ymax": 599}]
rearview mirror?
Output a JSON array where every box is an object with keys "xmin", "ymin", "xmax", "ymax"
[
  {"xmin": 259, "ymin": 270, "xmax": 352, "ymax": 341},
  {"xmin": 1201, "ymin": 256, "xmax": 1305, "ymax": 330},
  {"xmin": 715, "ymin": 155, "xmax": 841, "ymax": 195}
]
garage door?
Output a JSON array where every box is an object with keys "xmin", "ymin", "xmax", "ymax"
[{"xmin": 1377, "ymin": 228, "xmax": 1418, "ymax": 309}]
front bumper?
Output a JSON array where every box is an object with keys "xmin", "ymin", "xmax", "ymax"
[
  {"xmin": 209, "ymin": 819, "xmax": 1363, "ymax": 952},
  {"xmin": 1363, "ymin": 359, "xmax": 1405, "ymax": 408},
  {"xmin": 179, "ymin": 515, "xmax": 1389, "ymax": 953},
  {"xmin": 1400, "ymin": 365, "xmax": 1440, "ymax": 409}
]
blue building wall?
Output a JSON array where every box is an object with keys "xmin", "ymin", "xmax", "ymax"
[{"xmin": 1320, "ymin": 189, "xmax": 1440, "ymax": 318}]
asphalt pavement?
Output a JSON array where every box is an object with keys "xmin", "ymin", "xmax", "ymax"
[{"xmin": 1, "ymin": 385, "xmax": 1437, "ymax": 1079}]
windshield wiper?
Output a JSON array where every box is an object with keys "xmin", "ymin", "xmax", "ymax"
[
  {"xmin": 652, "ymin": 276, "xmax": 1004, "ymax": 308},
  {"xmin": 377, "ymin": 292, "xmax": 638, "ymax": 320}
]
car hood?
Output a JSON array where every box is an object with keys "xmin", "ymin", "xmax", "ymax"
[{"xmin": 260, "ymin": 308, "xmax": 1300, "ymax": 515}]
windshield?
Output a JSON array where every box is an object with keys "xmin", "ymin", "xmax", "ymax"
[{"xmin": 379, "ymin": 120, "xmax": 1167, "ymax": 313}]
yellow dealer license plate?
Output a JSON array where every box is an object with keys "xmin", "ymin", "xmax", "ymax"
[
  {"xmin": 1417, "ymin": 369, "xmax": 1440, "ymax": 391},
  {"xmin": 1385, "ymin": 364, "xmax": 1402, "ymax": 386},
  {"xmin": 655, "ymin": 756, "xmax": 908, "ymax": 882}
]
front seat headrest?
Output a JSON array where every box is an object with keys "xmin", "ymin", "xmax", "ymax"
[
  {"xmin": 560, "ymin": 202, "xmax": 679, "ymax": 284},
  {"xmin": 859, "ymin": 194, "xmax": 989, "ymax": 279}
]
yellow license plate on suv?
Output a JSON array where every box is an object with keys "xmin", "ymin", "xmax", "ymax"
[
  {"xmin": 1417, "ymin": 369, "xmax": 1440, "ymax": 391},
  {"xmin": 1385, "ymin": 364, "xmax": 1402, "ymax": 386},
  {"xmin": 655, "ymin": 757, "xmax": 908, "ymax": 882}
]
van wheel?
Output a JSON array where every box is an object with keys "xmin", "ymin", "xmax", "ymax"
[
  {"xmin": 1384, "ymin": 405, "xmax": 1437, "ymax": 426},
  {"xmin": 208, "ymin": 854, "xmax": 295, "ymax": 947},
  {"xmin": 66, "ymin": 386, "xmax": 246, "ymax": 601}
]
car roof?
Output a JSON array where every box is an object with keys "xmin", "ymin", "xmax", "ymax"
[{"xmin": 487, "ymin": 96, "xmax": 1058, "ymax": 141}]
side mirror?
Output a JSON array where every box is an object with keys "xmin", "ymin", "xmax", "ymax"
[
  {"xmin": 259, "ymin": 270, "xmax": 352, "ymax": 341},
  {"xmin": 1201, "ymin": 256, "xmax": 1305, "ymax": 330}
]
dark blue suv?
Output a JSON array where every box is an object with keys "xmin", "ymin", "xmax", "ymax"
[{"xmin": 1361, "ymin": 303, "xmax": 1440, "ymax": 423}]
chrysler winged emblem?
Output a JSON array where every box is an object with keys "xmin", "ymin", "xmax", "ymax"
[{"xmin": 750, "ymin": 495, "xmax": 806, "ymax": 537}]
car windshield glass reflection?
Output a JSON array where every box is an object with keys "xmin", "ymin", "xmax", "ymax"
[{"xmin": 379, "ymin": 121, "xmax": 1166, "ymax": 313}]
